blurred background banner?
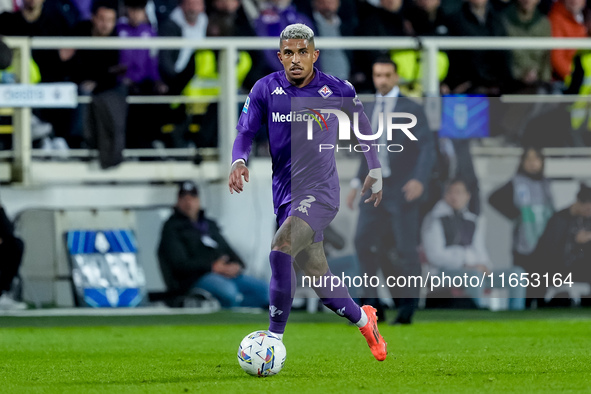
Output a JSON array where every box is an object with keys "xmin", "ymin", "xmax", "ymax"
[{"xmin": 0, "ymin": 83, "xmax": 78, "ymax": 108}]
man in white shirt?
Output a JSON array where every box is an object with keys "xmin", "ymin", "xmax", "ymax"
[{"xmin": 158, "ymin": 0, "xmax": 208, "ymax": 94}]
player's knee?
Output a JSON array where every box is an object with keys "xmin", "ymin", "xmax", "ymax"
[
  {"xmin": 271, "ymin": 243, "xmax": 291, "ymax": 254},
  {"xmin": 271, "ymin": 232, "xmax": 292, "ymax": 255}
]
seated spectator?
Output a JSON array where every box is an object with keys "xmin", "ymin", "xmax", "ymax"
[
  {"xmin": 64, "ymin": 0, "xmax": 121, "ymax": 95},
  {"xmin": 308, "ymin": 0, "xmax": 355, "ymax": 80},
  {"xmin": 158, "ymin": 0, "xmax": 220, "ymax": 148},
  {"xmin": 117, "ymin": 0, "xmax": 167, "ymax": 95},
  {"xmin": 206, "ymin": 0, "xmax": 264, "ymax": 90},
  {"xmin": 158, "ymin": 181, "xmax": 269, "ymax": 309},
  {"xmin": 161, "ymin": 0, "xmax": 248, "ymax": 148},
  {"xmin": 254, "ymin": 0, "xmax": 314, "ymax": 73},
  {"xmin": 117, "ymin": 0, "xmax": 168, "ymax": 149},
  {"xmin": 159, "ymin": 0, "xmax": 208, "ymax": 95},
  {"xmin": 424, "ymin": 136, "xmax": 480, "ymax": 217},
  {"xmin": 548, "ymin": 0, "xmax": 587, "ymax": 82},
  {"xmin": 489, "ymin": 147, "xmax": 554, "ymax": 273},
  {"xmin": 422, "ymin": 178, "xmax": 526, "ymax": 310},
  {"xmin": 502, "ymin": 0, "xmax": 552, "ymax": 91},
  {"xmin": 61, "ymin": 0, "xmax": 127, "ymax": 166},
  {"xmin": 0, "ymin": 203, "xmax": 26, "ymax": 310},
  {"xmin": 443, "ymin": 0, "xmax": 514, "ymax": 95},
  {"xmin": 0, "ymin": 0, "xmax": 70, "ymax": 83},
  {"xmin": 533, "ymin": 183, "xmax": 591, "ymax": 288}
]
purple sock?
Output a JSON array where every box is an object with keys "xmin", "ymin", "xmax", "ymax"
[
  {"xmin": 313, "ymin": 269, "xmax": 362, "ymax": 324},
  {"xmin": 268, "ymin": 250, "xmax": 296, "ymax": 334}
]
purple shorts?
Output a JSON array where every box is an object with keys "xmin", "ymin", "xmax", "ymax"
[{"xmin": 276, "ymin": 195, "xmax": 338, "ymax": 243}]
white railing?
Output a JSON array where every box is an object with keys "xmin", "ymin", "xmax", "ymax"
[{"xmin": 2, "ymin": 36, "xmax": 591, "ymax": 184}]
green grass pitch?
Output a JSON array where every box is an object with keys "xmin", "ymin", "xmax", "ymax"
[{"xmin": 1, "ymin": 309, "xmax": 590, "ymax": 393}]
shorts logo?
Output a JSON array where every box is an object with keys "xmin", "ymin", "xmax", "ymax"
[
  {"xmin": 318, "ymin": 85, "xmax": 333, "ymax": 99},
  {"xmin": 269, "ymin": 305, "xmax": 283, "ymax": 317},
  {"xmin": 295, "ymin": 195, "xmax": 316, "ymax": 216},
  {"xmin": 242, "ymin": 96, "xmax": 250, "ymax": 113}
]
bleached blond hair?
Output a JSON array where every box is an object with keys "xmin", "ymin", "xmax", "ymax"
[{"xmin": 279, "ymin": 24, "xmax": 315, "ymax": 47}]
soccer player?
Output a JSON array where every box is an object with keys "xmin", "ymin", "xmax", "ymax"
[{"xmin": 228, "ymin": 24, "xmax": 387, "ymax": 361}]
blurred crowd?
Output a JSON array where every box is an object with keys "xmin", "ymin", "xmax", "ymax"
[{"xmin": 1, "ymin": 0, "xmax": 591, "ymax": 155}]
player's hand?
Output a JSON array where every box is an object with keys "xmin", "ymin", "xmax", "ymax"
[
  {"xmin": 346, "ymin": 188, "xmax": 358, "ymax": 210},
  {"xmin": 229, "ymin": 161, "xmax": 249, "ymax": 194},
  {"xmin": 402, "ymin": 179, "xmax": 423, "ymax": 202},
  {"xmin": 361, "ymin": 175, "xmax": 382, "ymax": 207}
]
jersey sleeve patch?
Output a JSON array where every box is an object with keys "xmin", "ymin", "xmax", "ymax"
[{"xmin": 242, "ymin": 96, "xmax": 250, "ymax": 113}]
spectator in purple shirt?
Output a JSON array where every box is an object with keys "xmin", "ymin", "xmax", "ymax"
[
  {"xmin": 117, "ymin": 0, "xmax": 168, "ymax": 95},
  {"xmin": 117, "ymin": 0, "xmax": 169, "ymax": 148}
]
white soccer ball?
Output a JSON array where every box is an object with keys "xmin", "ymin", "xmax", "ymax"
[{"xmin": 237, "ymin": 330, "xmax": 286, "ymax": 377}]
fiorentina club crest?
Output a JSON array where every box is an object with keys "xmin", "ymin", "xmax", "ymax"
[{"xmin": 318, "ymin": 85, "xmax": 333, "ymax": 99}]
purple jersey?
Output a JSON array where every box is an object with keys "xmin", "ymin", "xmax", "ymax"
[
  {"xmin": 232, "ymin": 68, "xmax": 379, "ymax": 213},
  {"xmin": 116, "ymin": 22, "xmax": 160, "ymax": 84}
]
